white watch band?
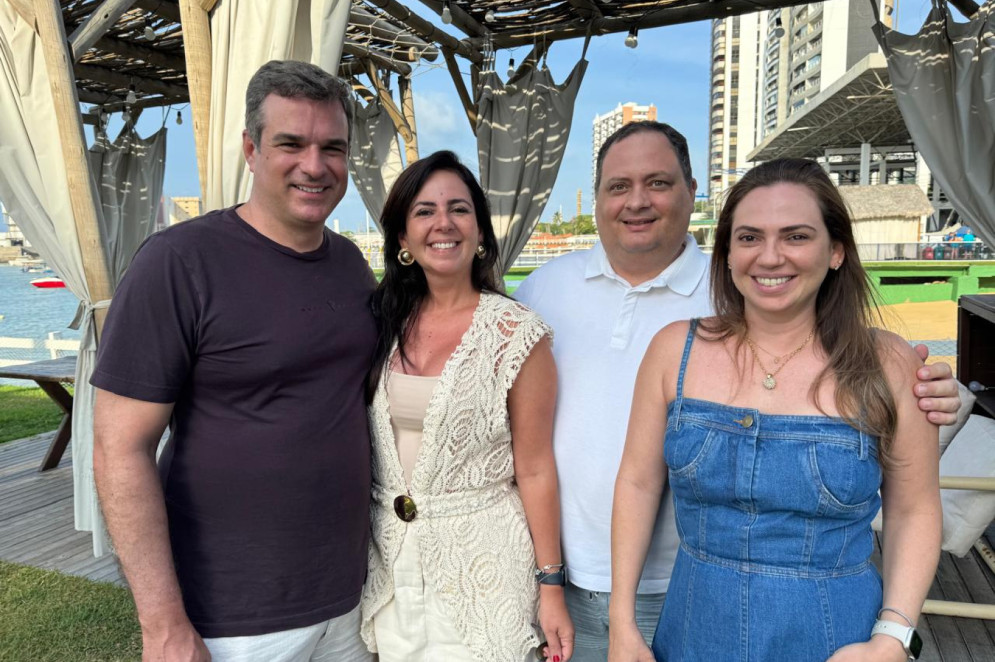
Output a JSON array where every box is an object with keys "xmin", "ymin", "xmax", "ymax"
[{"xmin": 871, "ymin": 619, "xmax": 915, "ymax": 660}]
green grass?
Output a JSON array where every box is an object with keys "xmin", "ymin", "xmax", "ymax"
[
  {"xmin": 0, "ymin": 385, "xmax": 66, "ymax": 444},
  {"xmin": 0, "ymin": 561, "xmax": 141, "ymax": 661}
]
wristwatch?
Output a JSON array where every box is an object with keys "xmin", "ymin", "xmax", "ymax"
[{"xmin": 871, "ymin": 619, "xmax": 922, "ymax": 660}]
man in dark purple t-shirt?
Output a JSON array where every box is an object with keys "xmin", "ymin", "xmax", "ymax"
[{"xmin": 92, "ymin": 61, "xmax": 375, "ymax": 662}]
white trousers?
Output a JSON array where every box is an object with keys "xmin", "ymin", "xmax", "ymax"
[
  {"xmin": 203, "ymin": 604, "xmax": 371, "ymax": 662},
  {"xmin": 373, "ymin": 525, "xmax": 476, "ymax": 661}
]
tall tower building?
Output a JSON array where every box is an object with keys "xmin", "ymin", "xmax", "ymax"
[
  {"xmin": 708, "ymin": 1, "xmax": 881, "ymax": 200},
  {"xmin": 591, "ymin": 102, "xmax": 657, "ymax": 208}
]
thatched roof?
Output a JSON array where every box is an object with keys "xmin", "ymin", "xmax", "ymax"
[{"xmin": 841, "ymin": 185, "xmax": 935, "ymax": 221}]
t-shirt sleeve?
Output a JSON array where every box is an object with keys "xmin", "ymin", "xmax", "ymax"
[{"xmin": 90, "ymin": 234, "xmax": 200, "ymax": 403}]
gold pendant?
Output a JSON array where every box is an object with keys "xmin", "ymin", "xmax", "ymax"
[{"xmin": 763, "ymin": 374, "xmax": 776, "ymax": 390}]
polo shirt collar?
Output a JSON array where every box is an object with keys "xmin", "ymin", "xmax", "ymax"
[{"xmin": 584, "ymin": 234, "xmax": 709, "ymax": 295}]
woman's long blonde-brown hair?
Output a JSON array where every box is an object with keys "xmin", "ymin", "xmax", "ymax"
[{"xmin": 702, "ymin": 158, "xmax": 897, "ymax": 458}]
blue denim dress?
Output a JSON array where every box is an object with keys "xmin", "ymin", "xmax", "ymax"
[{"xmin": 652, "ymin": 322, "xmax": 883, "ymax": 661}]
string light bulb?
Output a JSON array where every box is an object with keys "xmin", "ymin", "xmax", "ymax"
[
  {"xmin": 507, "ymin": 57, "xmax": 515, "ymax": 78},
  {"xmin": 176, "ymin": 110, "xmax": 183, "ymax": 125},
  {"xmin": 485, "ymin": 9, "xmax": 496, "ymax": 22},
  {"xmin": 143, "ymin": 18, "xmax": 155, "ymax": 41},
  {"xmin": 122, "ymin": 109, "xmax": 132, "ymax": 124},
  {"xmin": 624, "ymin": 27, "xmax": 638, "ymax": 48},
  {"xmin": 773, "ymin": 17, "xmax": 785, "ymax": 39},
  {"xmin": 126, "ymin": 84, "xmax": 137, "ymax": 105},
  {"xmin": 441, "ymin": 0, "xmax": 452, "ymax": 24}
]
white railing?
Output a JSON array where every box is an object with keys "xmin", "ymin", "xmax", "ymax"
[{"xmin": 0, "ymin": 333, "xmax": 80, "ymax": 368}]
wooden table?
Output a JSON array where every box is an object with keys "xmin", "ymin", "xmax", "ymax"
[{"xmin": 0, "ymin": 356, "xmax": 77, "ymax": 471}]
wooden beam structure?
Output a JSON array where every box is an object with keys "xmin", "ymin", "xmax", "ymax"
[
  {"xmin": 343, "ymin": 41, "xmax": 412, "ymax": 77},
  {"xmin": 442, "ymin": 47, "xmax": 476, "ymax": 132},
  {"xmin": 68, "ymin": 0, "xmax": 138, "ymax": 61},
  {"xmin": 471, "ymin": 0, "xmax": 817, "ymax": 48},
  {"xmin": 95, "ymin": 35, "xmax": 187, "ymax": 72},
  {"xmin": 350, "ymin": 5, "xmax": 439, "ymax": 61},
  {"xmin": 364, "ymin": 60, "xmax": 413, "ymax": 146},
  {"xmin": 418, "ymin": 0, "xmax": 486, "ymax": 38},
  {"xmin": 74, "ymin": 63, "xmax": 187, "ymax": 98},
  {"xmin": 398, "ymin": 75, "xmax": 419, "ymax": 163},
  {"xmin": 177, "ymin": 0, "xmax": 212, "ymax": 203},
  {"xmin": 133, "ymin": 0, "xmax": 181, "ymax": 22},
  {"xmin": 363, "ymin": 0, "xmax": 483, "ymax": 64},
  {"xmin": 35, "ymin": 0, "xmax": 113, "ymax": 335}
]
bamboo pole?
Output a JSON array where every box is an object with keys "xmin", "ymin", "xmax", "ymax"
[
  {"xmin": 939, "ymin": 476, "xmax": 995, "ymax": 491},
  {"xmin": 922, "ymin": 599, "xmax": 995, "ymax": 620},
  {"xmin": 399, "ymin": 76, "xmax": 418, "ymax": 163},
  {"xmin": 365, "ymin": 61, "xmax": 413, "ymax": 145},
  {"xmin": 178, "ymin": 0, "xmax": 212, "ymax": 205},
  {"xmin": 442, "ymin": 48, "xmax": 476, "ymax": 132},
  {"xmin": 35, "ymin": 0, "xmax": 113, "ymax": 335}
]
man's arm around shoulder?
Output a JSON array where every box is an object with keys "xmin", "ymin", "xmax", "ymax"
[{"xmin": 93, "ymin": 389, "xmax": 210, "ymax": 661}]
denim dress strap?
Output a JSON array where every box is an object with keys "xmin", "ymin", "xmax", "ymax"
[{"xmin": 672, "ymin": 319, "xmax": 699, "ymax": 429}]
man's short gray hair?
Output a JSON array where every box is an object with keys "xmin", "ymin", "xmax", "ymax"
[
  {"xmin": 245, "ymin": 60, "xmax": 353, "ymax": 146},
  {"xmin": 594, "ymin": 121, "xmax": 694, "ymax": 192}
]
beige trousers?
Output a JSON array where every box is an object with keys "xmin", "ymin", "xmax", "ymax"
[{"xmin": 372, "ymin": 525, "xmax": 475, "ymax": 661}]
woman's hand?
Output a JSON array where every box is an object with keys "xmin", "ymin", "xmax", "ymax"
[
  {"xmin": 608, "ymin": 621, "xmax": 655, "ymax": 662},
  {"xmin": 826, "ymin": 636, "xmax": 909, "ymax": 662},
  {"xmin": 538, "ymin": 586, "xmax": 574, "ymax": 662}
]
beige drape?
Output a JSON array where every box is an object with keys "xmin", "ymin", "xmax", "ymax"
[
  {"xmin": 205, "ymin": 0, "xmax": 351, "ymax": 211},
  {"xmin": 0, "ymin": 4, "xmax": 165, "ymax": 555}
]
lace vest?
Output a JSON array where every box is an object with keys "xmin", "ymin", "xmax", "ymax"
[{"xmin": 361, "ymin": 293, "xmax": 552, "ymax": 662}]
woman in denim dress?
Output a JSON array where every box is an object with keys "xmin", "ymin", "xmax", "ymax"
[{"xmin": 609, "ymin": 158, "xmax": 941, "ymax": 662}]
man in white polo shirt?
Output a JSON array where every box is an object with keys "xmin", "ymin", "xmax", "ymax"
[{"xmin": 514, "ymin": 120, "xmax": 960, "ymax": 661}]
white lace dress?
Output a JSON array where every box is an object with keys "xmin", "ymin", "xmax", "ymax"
[{"xmin": 361, "ymin": 292, "xmax": 553, "ymax": 662}]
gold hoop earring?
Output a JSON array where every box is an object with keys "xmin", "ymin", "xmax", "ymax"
[
  {"xmin": 398, "ymin": 248, "xmax": 414, "ymax": 266},
  {"xmin": 475, "ymin": 245, "xmax": 487, "ymax": 259}
]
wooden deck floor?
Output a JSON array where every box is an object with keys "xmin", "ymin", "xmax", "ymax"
[
  {"xmin": 0, "ymin": 431, "xmax": 122, "ymax": 585},
  {"xmin": 2, "ymin": 432, "xmax": 994, "ymax": 660}
]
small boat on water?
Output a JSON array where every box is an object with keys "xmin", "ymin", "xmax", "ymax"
[{"xmin": 30, "ymin": 277, "xmax": 65, "ymax": 289}]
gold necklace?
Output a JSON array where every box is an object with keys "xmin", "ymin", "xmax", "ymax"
[{"xmin": 744, "ymin": 330, "xmax": 814, "ymax": 390}]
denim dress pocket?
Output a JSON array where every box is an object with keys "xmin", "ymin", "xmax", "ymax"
[
  {"xmin": 808, "ymin": 441, "xmax": 880, "ymax": 513},
  {"xmin": 665, "ymin": 423, "xmax": 717, "ymax": 476}
]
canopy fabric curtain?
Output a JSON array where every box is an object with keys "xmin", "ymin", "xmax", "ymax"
[
  {"xmin": 348, "ymin": 99, "xmax": 405, "ymax": 230},
  {"xmin": 476, "ymin": 56, "xmax": 588, "ymax": 273},
  {"xmin": 872, "ymin": 0, "xmax": 995, "ymax": 247},
  {"xmin": 0, "ymin": 4, "xmax": 166, "ymax": 555},
  {"xmin": 205, "ymin": 0, "xmax": 351, "ymax": 211}
]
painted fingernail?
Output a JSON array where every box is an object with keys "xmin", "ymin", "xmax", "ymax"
[{"xmin": 553, "ymin": 656, "xmax": 560, "ymax": 662}]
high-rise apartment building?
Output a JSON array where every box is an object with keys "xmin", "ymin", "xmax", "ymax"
[
  {"xmin": 708, "ymin": 1, "xmax": 882, "ymax": 199},
  {"xmin": 592, "ymin": 102, "xmax": 657, "ymax": 207}
]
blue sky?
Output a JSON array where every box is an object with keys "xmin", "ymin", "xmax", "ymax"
[{"xmin": 4, "ymin": 1, "xmax": 939, "ymax": 234}]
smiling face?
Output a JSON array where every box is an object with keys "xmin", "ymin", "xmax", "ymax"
[
  {"xmin": 594, "ymin": 131, "xmax": 696, "ymax": 282},
  {"xmin": 728, "ymin": 182, "xmax": 844, "ymax": 320},
  {"xmin": 399, "ymin": 170, "xmax": 482, "ymax": 285},
  {"xmin": 242, "ymin": 94, "xmax": 349, "ymax": 242}
]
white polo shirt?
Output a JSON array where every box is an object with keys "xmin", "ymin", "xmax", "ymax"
[{"xmin": 515, "ymin": 235, "xmax": 712, "ymax": 593}]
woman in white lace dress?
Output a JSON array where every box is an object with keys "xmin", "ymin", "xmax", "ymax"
[{"xmin": 360, "ymin": 151, "xmax": 574, "ymax": 662}]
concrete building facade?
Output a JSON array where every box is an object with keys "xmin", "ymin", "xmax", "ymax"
[
  {"xmin": 591, "ymin": 102, "xmax": 657, "ymax": 208},
  {"xmin": 708, "ymin": 0, "xmax": 886, "ymax": 200}
]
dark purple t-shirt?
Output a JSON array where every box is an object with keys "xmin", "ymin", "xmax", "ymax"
[{"xmin": 92, "ymin": 207, "xmax": 376, "ymax": 637}]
